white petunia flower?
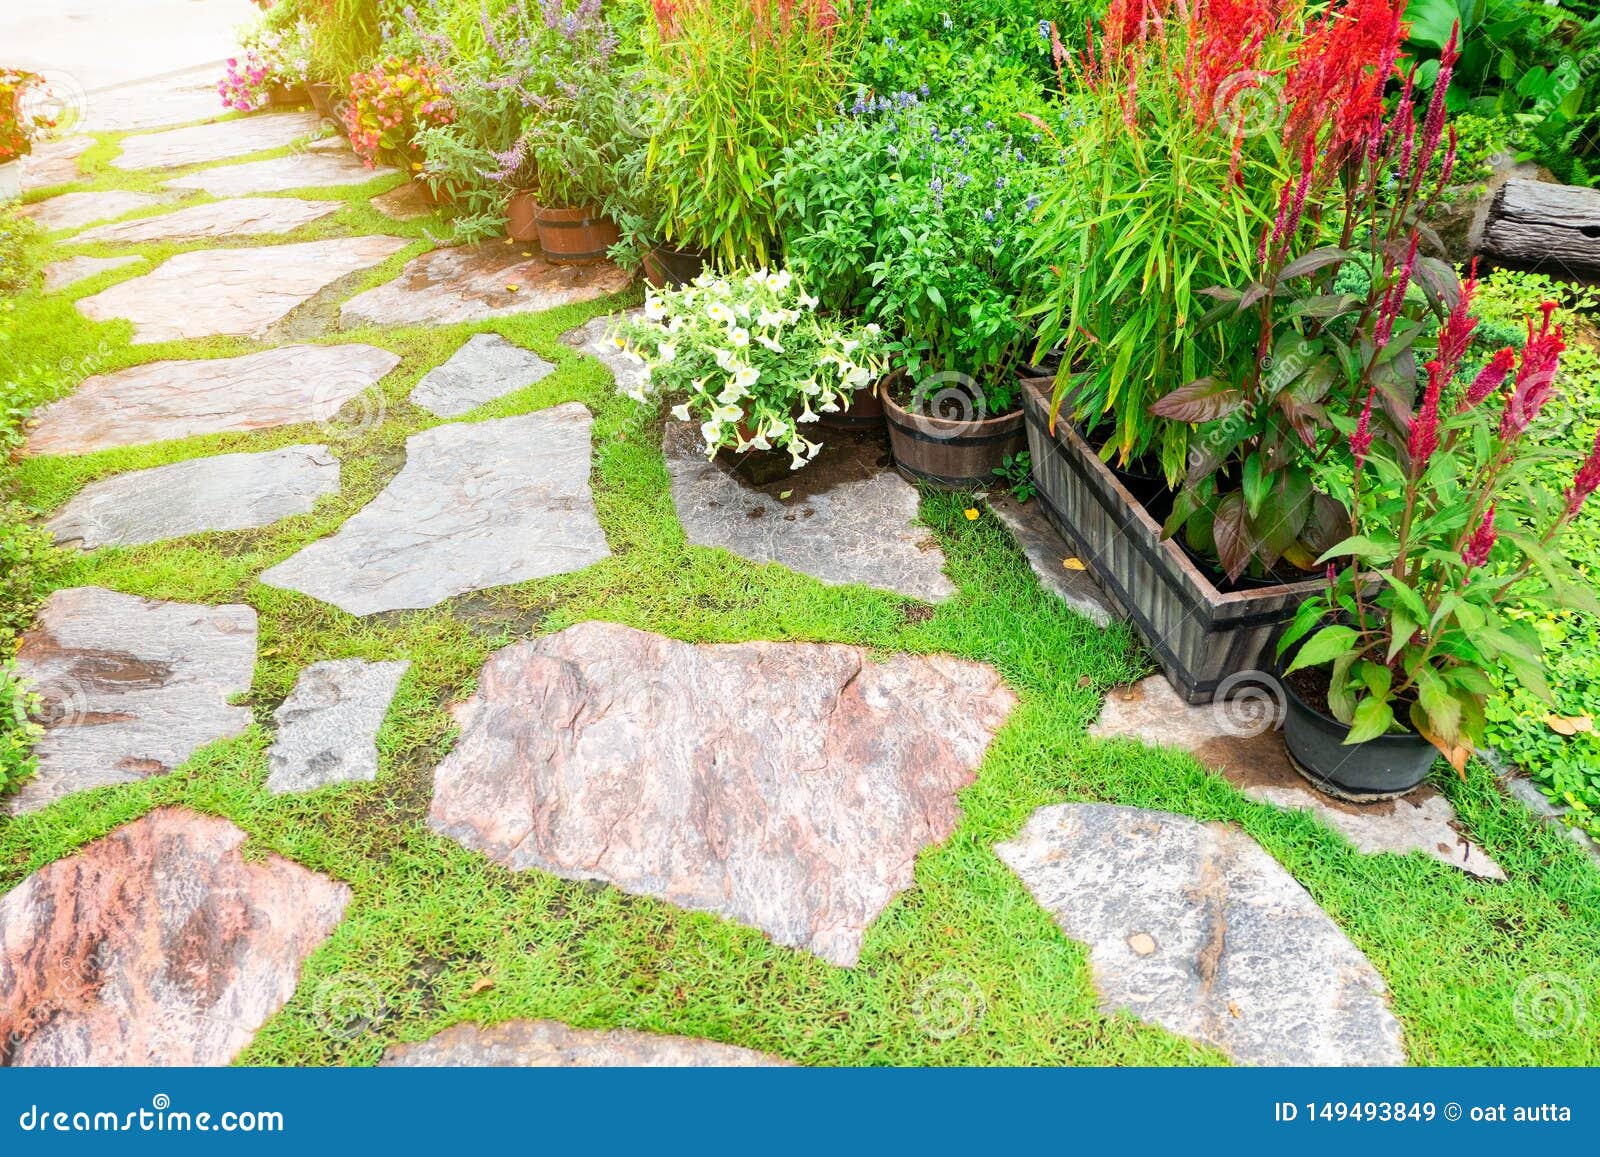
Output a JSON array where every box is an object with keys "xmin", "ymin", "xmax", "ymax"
[
  {"xmin": 798, "ymin": 291, "xmax": 820, "ymax": 310},
  {"xmin": 671, "ymin": 402, "xmax": 691, "ymax": 421},
  {"xmin": 644, "ymin": 296, "xmax": 667, "ymax": 321},
  {"xmin": 733, "ymin": 366, "xmax": 760, "ymax": 390},
  {"xmin": 706, "ymin": 301, "xmax": 733, "ymax": 324},
  {"xmin": 768, "ymin": 270, "xmax": 793, "ymax": 293},
  {"xmin": 658, "ymin": 342, "xmax": 677, "ymax": 363},
  {"xmin": 714, "ymin": 347, "xmax": 738, "ymax": 373},
  {"xmin": 756, "ymin": 308, "xmax": 785, "ymax": 330},
  {"xmin": 755, "ymin": 334, "xmax": 784, "ymax": 353},
  {"xmin": 728, "ymin": 326, "xmax": 750, "ymax": 347}
]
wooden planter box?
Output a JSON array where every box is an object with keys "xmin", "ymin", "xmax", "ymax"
[{"xmin": 1022, "ymin": 380, "xmax": 1325, "ymax": 704}]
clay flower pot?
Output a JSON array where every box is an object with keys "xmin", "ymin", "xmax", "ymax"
[{"xmin": 505, "ymin": 190, "xmax": 539, "ymax": 243}]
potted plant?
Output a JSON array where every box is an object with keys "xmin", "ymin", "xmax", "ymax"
[
  {"xmin": 1277, "ymin": 290, "xmax": 1598, "ymax": 797},
  {"xmin": 775, "ymin": 91, "xmax": 1047, "ymax": 485},
  {"xmin": 0, "ymin": 69, "xmax": 54, "ymax": 201},
  {"xmin": 217, "ymin": 11, "xmax": 314, "ymax": 111},
  {"xmin": 610, "ymin": 267, "xmax": 888, "ymax": 471},
  {"xmin": 343, "ymin": 55, "xmax": 454, "ymax": 173}
]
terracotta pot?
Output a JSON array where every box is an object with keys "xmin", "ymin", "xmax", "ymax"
[
  {"xmin": 882, "ymin": 378, "xmax": 1026, "ymax": 489},
  {"xmin": 306, "ymin": 82, "xmax": 335, "ymax": 119},
  {"xmin": 642, "ymin": 244, "xmax": 706, "ymax": 288},
  {"xmin": 533, "ymin": 204, "xmax": 621, "ymax": 265},
  {"xmin": 506, "ymin": 190, "xmax": 539, "ymax": 243},
  {"xmin": 266, "ymin": 83, "xmax": 305, "ymax": 107}
]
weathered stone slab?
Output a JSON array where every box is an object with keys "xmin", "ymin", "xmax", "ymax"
[
  {"xmin": 560, "ymin": 312, "xmax": 645, "ymax": 397},
  {"xmin": 410, "ymin": 333, "xmax": 556, "ymax": 418},
  {"xmin": 74, "ymin": 197, "xmax": 340, "ymax": 245},
  {"xmin": 663, "ymin": 421, "xmax": 956, "ymax": 603},
  {"xmin": 83, "ymin": 67, "xmax": 231, "ymax": 134},
  {"xmin": 261, "ymin": 405, "xmax": 610, "ymax": 615},
  {"xmin": 24, "ymin": 344, "xmax": 400, "ymax": 457},
  {"xmin": 111, "ymin": 111, "xmax": 319, "ymax": 170},
  {"xmin": 996, "ymin": 803, "xmax": 1406, "ymax": 1066},
  {"xmin": 266, "ymin": 659, "xmax": 410, "ymax": 794},
  {"xmin": 371, "ymin": 181, "xmax": 432, "ymax": 221},
  {"xmin": 340, "ymin": 244, "xmax": 630, "ymax": 328},
  {"xmin": 0, "ymin": 807, "xmax": 350, "ymax": 1066},
  {"xmin": 428, "ymin": 621, "xmax": 1016, "ymax": 967},
  {"xmin": 167, "ymin": 151, "xmax": 397, "ymax": 197},
  {"xmin": 42, "ymin": 255, "xmax": 142, "ymax": 293},
  {"xmin": 46, "ymin": 445, "xmax": 341, "ymax": 550},
  {"xmin": 76, "ymin": 235, "xmax": 408, "ymax": 343},
  {"xmin": 1090, "ymin": 676, "xmax": 1504, "ymax": 880},
  {"xmin": 989, "ymin": 495, "xmax": 1118, "ymax": 627},
  {"xmin": 20, "ymin": 136, "xmax": 91, "ymax": 191},
  {"xmin": 381, "ymin": 1020, "xmax": 789, "ymax": 1067},
  {"xmin": 23, "ymin": 190, "xmax": 164, "ymax": 233},
  {"xmin": 7, "ymin": 588, "xmax": 258, "ymax": 815}
]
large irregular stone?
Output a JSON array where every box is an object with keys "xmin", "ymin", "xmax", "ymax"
[
  {"xmin": 663, "ymin": 421, "xmax": 956, "ymax": 603},
  {"xmin": 409, "ymin": 333, "xmax": 556, "ymax": 418},
  {"xmin": 0, "ymin": 807, "xmax": 350, "ymax": 1066},
  {"xmin": 167, "ymin": 151, "xmax": 398, "ymax": 197},
  {"xmin": 371, "ymin": 182, "xmax": 433, "ymax": 221},
  {"xmin": 261, "ymin": 405, "xmax": 610, "ymax": 615},
  {"xmin": 340, "ymin": 244, "xmax": 630, "ymax": 328},
  {"xmin": 110, "ymin": 111, "xmax": 319, "ymax": 170},
  {"xmin": 19, "ymin": 136, "xmax": 91, "ymax": 191},
  {"xmin": 988, "ymin": 495, "xmax": 1118, "ymax": 627},
  {"xmin": 46, "ymin": 445, "xmax": 341, "ymax": 550},
  {"xmin": 381, "ymin": 1020, "xmax": 789, "ymax": 1067},
  {"xmin": 7, "ymin": 588, "xmax": 258, "ymax": 815},
  {"xmin": 1090, "ymin": 676, "xmax": 1504, "ymax": 880},
  {"xmin": 560, "ymin": 312, "xmax": 646, "ymax": 396},
  {"xmin": 83, "ymin": 67, "xmax": 235, "ymax": 134},
  {"xmin": 23, "ymin": 190, "xmax": 165, "ymax": 233},
  {"xmin": 266, "ymin": 659, "xmax": 410, "ymax": 794},
  {"xmin": 996, "ymin": 803, "xmax": 1406, "ymax": 1066},
  {"xmin": 428, "ymin": 621, "xmax": 1016, "ymax": 967},
  {"xmin": 73, "ymin": 197, "xmax": 340, "ymax": 245},
  {"xmin": 76, "ymin": 235, "xmax": 409, "ymax": 343},
  {"xmin": 42, "ymin": 255, "xmax": 142, "ymax": 293},
  {"xmin": 24, "ymin": 344, "xmax": 400, "ymax": 457}
]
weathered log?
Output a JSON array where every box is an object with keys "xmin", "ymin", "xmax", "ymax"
[{"xmin": 1480, "ymin": 179, "xmax": 1600, "ymax": 275}]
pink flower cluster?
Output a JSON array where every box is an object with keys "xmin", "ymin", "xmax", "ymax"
[
  {"xmin": 217, "ymin": 51, "xmax": 273, "ymax": 112},
  {"xmin": 343, "ymin": 56, "xmax": 454, "ymax": 168}
]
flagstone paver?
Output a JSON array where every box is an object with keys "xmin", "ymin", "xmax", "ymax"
[
  {"xmin": 409, "ymin": 333, "xmax": 557, "ymax": 418},
  {"xmin": 381, "ymin": 1020, "xmax": 790, "ymax": 1067},
  {"xmin": 42, "ymin": 254, "xmax": 142, "ymax": 293},
  {"xmin": 46, "ymin": 445, "xmax": 341, "ymax": 550},
  {"xmin": 988, "ymin": 495, "xmax": 1118, "ymax": 626},
  {"xmin": 663, "ymin": 420, "xmax": 957, "ymax": 603},
  {"xmin": 371, "ymin": 182, "xmax": 433, "ymax": 221},
  {"xmin": 0, "ymin": 807, "xmax": 350, "ymax": 1066},
  {"xmin": 83, "ymin": 67, "xmax": 234, "ymax": 133},
  {"xmin": 23, "ymin": 190, "xmax": 166, "ymax": 233},
  {"xmin": 1090, "ymin": 676, "xmax": 1505, "ymax": 879},
  {"xmin": 560, "ymin": 312, "xmax": 645, "ymax": 396},
  {"xmin": 996, "ymin": 803, "xmax": 1407, "ymax": 1066},
  {"xmin": 427, "ymin": 621, "xmax": 1016, "ymax": 967},
  {"xmin": 7, "ymin": 588, "xmax": 258, "ymax": 815},
  {"xmin": 24, "ymin": 344, "xmax": 401, "ymax": 457},
  {"xmin": 73, "ymin": 197, "xmax": 341, "ymax": 245},
  {"xmin": 76, "ymin": 235, "xmax": 409, "ymax": 343},
  {"xmin": 266, "ymin": 659, "xmax": 410, "ymax": 794},
  {"xmin": 261, "ymin": 404, "xmax": 611, "ymax": 615},
  {"xmin": 110, "ymin": 111, "xmax": 320, "ymax": 170},
  {"xmin": 20, "ymin": 136, "xmax": 91, "ymax": 191},
  {"xmin": 340, "ymin": 244, "xmax": 631, "ymax": 328},
  {"xmin": 167, "ymin": 151, "xmax": 398, "ymax": 197}
]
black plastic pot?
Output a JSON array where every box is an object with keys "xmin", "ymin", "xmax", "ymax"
[
  {"xmin": 642, "ymin": 245, "xmax": 706, "ymax": 288},
  {"xmin": 1279, "ymin": 662, "xmax": 1438, "ymax": 800}
]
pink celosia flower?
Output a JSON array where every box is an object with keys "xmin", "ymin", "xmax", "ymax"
[
  {"xmin": 1461, "ymin": 347, "xmax": 1516, "ymax": 411},
  {"xmin": 1566, "ymin": 430, "xmax": 1600, "ymax": 517},
  {"xmin": 1350, "ymin": 386, "xmax": 1375, "ymax": 470},
  {"xmin": 1409, "ymin": 358, "xmax": 1444, "ymax": 472},
  {"xmin": 1461, "ymin": 503, "xmax": 1497, "ymax": 569},
  {"xmin": 1498, "ymin": 301, "xmax": 1566, "ymax": 439}
]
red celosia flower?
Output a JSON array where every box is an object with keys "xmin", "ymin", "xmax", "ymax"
[
  {"xmin": 1461, "ymin": 347, "xmax": 1516, "ymax": 411},
  {"xmin": 1435, "ymin": 258, "xmax": 1479, "ymax": 374},
  {"xmin": 1499, "ymin": 302, "xmax": 1567, "ymax": 439},
  {"xmin": 1281, "ymin": 0, "xmax": 1405, "ymax": 168},
  {"xmin": 1409, "ymin": 358, "xmax": 1445, "ymax": 472},
  {"xmin": 1350, "ymin": 386, "xmax": 1375, "ymax": 470},
  {"xmin": 1411, "ymin": 23, "xmax": 1459, "ymax": 196},
  {"xmin": 1461, "ymin": 503, "xmax": 1497, "ymax": 569},
  {"xmin": 1566, "ymin": 430, "xmax": 1600, "ymax": 517},
  {"xmin": 1374, "ymin": 232, "xmax": 1419, "ymax": 348}
]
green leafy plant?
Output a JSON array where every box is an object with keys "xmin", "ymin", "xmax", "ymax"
[{"xmin": 994, "ymin": 450, "xmax": 1037, "ymax": 502}]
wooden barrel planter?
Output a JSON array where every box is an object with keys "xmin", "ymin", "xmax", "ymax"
[
  {"xmin": 1481, "ymin": 179, "xmax": 1600, "ymax": 276},
  {"xmin": 532, "ymin": 204, "xmax": 620, "ymax": 265},
  {"xmin": 882, "ymin": 379, "xmax": 1026, "ymax": 488},
  {"xmin": 1021, "ymin": 379, "xmax": 1326, "ymax": 704}
]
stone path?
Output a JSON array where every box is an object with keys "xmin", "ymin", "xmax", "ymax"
[
  {"xmin": 82, "ymin": 67, "xmax": 236, "ymax": 134},
  {"xmin": 110, "ymin": 111, "xmax": 320, "ymax": 170},
  {"xmin": 42, "ymin": 254, "xmax": 142, "ymax": 293},
  {"xmin": 371, "ymin": 182, "xmax": 434, "ymax": 221},
  {"xmin": 996, "ymin": 803, "xmax": 1407, "ymax": 1066},
  {"xmin": 167, "ymin": 152, "xmax": 398, "ymax": 197},
  {"xmin": 77, "ymin": 235, "xmax": 409, "ymax": 343},
  {"xmin": 0, "ymin": 807, "xmax": 350, "ymax": 1066},
  {"xmin": 427, "ymin": 621, "xmax": 1015, "ymax": 967},
  {"xmin": 24, "ymin": 344, "xmax": 400, "ymax": 456},
  {"xmin": 8, "ymin": 588, "xmax": 258, "ymax": 815},
  {"xmin": 381, "ymin": 1020, "xmax": 789, "ymax": 1067},
  {"xmin": 1090, "ymin": 676, "xmax": 1504, "ymax": 880},
  {"xmin": 46, "ymin": 445, "xmax": 341, "ymax": 550},
  {"xmin": 262, "ymin": 405, "xmax": 611, "ymax": 615},
  {"xmin": 20, "ymin": 137, "xmax": 92, "ymax": 191},
  {"xmin": 73, "ymin": 197, "xmax": 341, "ymax": 244},
  {"xmin": 267, "ymin": 659, "xmax": 410, "ymax": 794},
  {"xmin": 409, "ymin": 333, "xmax": 557, "ymax": 418},
  {"xmin": 24, "ymin": 190, "xmax": 166, "ymax": 233},
  {"xmin": 988, "ymin": 495, "xmax": 1118, "ymax": 626}
]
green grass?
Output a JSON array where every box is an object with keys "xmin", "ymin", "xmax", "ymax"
[{"xmin": 1, "ymin": 114, "xmax": 1599, "ymax": 1068}]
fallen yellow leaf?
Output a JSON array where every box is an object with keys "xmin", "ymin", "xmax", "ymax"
[
  {"xmin": 469, "ymin": 977, "xmax": 495, "ymax": 995},
  {"xmin": 1546, "ymin": 714, "xmax": 1594, "ymax": 736},
  {"xmin": 1062, "ymin": 557, "xmax": 1087, "ymax": 571},
  {"xmin": 964, "ymin": 508, "xmax": 980, "ymax": 520},
  {"xmin": 505, "ymin": 285, "xmax": 520, "ymax": 293}
]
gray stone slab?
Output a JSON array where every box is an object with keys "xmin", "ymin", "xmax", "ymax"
[
  {"xmin": 266, "ymin": 659, "xmax": 410, "ymax": 794},
  {"xmin": 7, "ymin": 588, "xmax": 258, "ymax": 815},
  {"xmin": 663, "ymin": 421, "xmax": 956, "ymax": 603},
  {"xmin": 1089, "ymin": 676, "xmax": 1505, "ymax": 880},
  {"xmin": 261, "ymin": 404, "xmax": 611, "ymax": 615},
  {"xmin": 83, "ymin": 67, "xmax": 233, "ymax": 134},
  {"xmin": 340, "ymin": 244, "xmax": 631, "ymax": 328},
  {"xmin": 560, "ymin": 312, "xmax": 646, "ymax": 397},
  {"xmin": 0, "ymin": 807, "xmax": 350, "ymax": 1065},
  {"xmin": 19, "ymin": 136, "xmax": 91, "ymax": 191},
  {"xmin": 76, "ymin": 235, "xmax": 409, "ymax": 343},
  {"xmin": 1491, "ymin": 754, "xmax": 1600, "ymax": 863},
  {"xmin": 410, "ymin": 333, "xmax": 557, "ymax": 418},
  {"xmin": 111, "ymin": 111, "xmax": 320, "ymax": 170},
  {"xmin": 23, "ymin": 190, "xmax": 165, "ymax": 233},
  {"xmin": 381, "ymin": 1020, "xmax": 790, "ymax": 1067},
  {"xmin": 167, "ymin": 151, "xmax": 398, "ymax": 197},
  {"xmin": 25, "ymin": 344, "xmax": 400, "ymax": 457},
  {"xmin": 989, "ymin": 494, "xmax": 1118, "ymax": 626},
  {"xmin": 42, "ymin": 255, "xmax": 142, "ymax": 293},
  {"xmin": 46, "ymin": 445, "xmax": 341, "ymax": 550},
  {"xmin": 73, "ymin": 197, "xmax": 340, "ymax": 245},
  {"xmin": 996, "ymin": 803, "xmax": 1407, "ymax": 1066},
  {"xmin": 371, "ymin": 181, "xmax": 432, "ymax": 221},
  {"xmin": 427, "ymin": 621, "xmax": 1016, "ymax": 967}
]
